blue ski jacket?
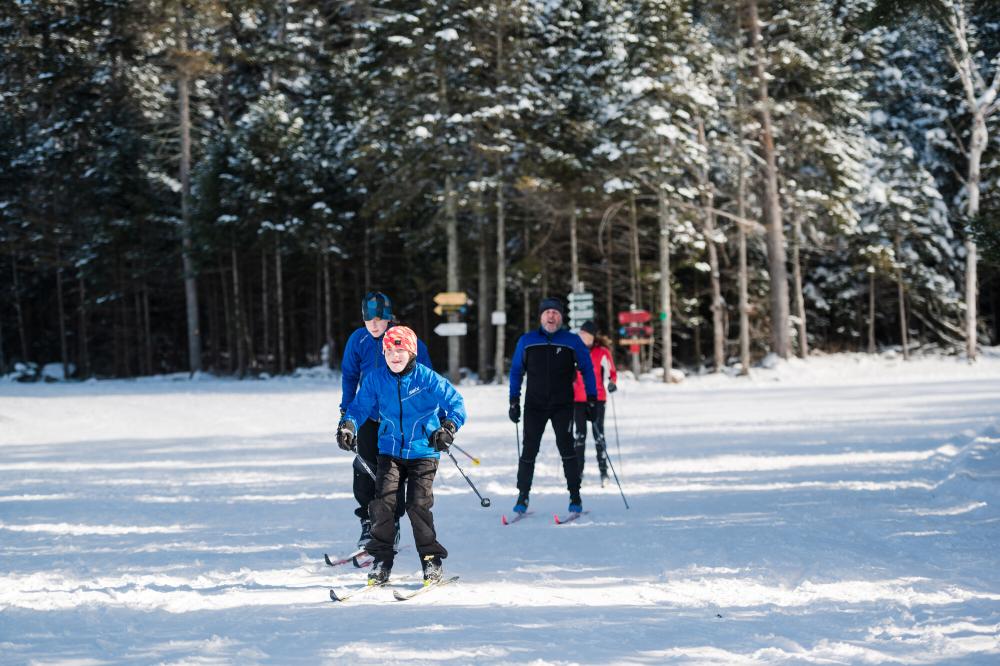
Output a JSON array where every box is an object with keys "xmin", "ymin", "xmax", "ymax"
[
  {"xmin": 509, "ymin": 327, "xmax": 598, "ymax": 407},
  {"xmin": 340, "ymin": 324, "xmax": 433, "ymax": 418},
  {"xmin": 342, "ymin": 363, "xmax": 466, "ymax": 460}
]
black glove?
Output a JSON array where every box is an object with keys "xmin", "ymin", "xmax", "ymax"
[
  {"xmin": 339, "ymin": 407, "xmax": 346, "ymax": 418},
  {"xmin": 337, "ymin": 420, "xmax": 357, "ymax": 451},
  {"xmin": 508, "ymin": 399, "xmax": 521, "ymax": 423},
  {"xmin": 586, "ymin": 396, "xmax": 597, "ymax": 422},
  {"xmin": 431, "ymin": 419, "xmax": 457, "ymax": 452},
  {"xmin": 607, "ymin": 381, "xmax": 617, "ymax": 394}
]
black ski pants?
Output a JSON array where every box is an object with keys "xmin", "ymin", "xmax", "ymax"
[
  {"xmin": 574, "ymin": 401, "xmax": 608, "ymax": 478},
  {"xmin": 354, "ymin": 418, "xmax": 405, "ymax": 522},
  {"xmin": 366, "ymin": 455, "xmax": 447, "ymax": 565},
  {"xmin": 517, "ymin": 403, "xmax": 581, "ymax": 497}
]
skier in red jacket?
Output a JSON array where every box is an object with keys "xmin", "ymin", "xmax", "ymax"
[{"xmin": 572, "ymin": 320, "xmax": 618, "ymax": 487}]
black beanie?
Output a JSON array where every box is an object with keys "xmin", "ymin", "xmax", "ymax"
[
  {"xmin": 579, "ymin": 320, "xmax": 597, "ymax": 335},
  {"xmin": 538, "ymin": 297, "xmax": 565, "ymax": 316}
]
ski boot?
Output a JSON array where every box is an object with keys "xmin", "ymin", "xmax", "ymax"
[
  {"xmin": 357, "ymin": 518, "xmax": 373, "ymax": 549},
  {"xmin": 421, "ymin": 555, "xmax": 443, "ymax": 585},
  {"xmin": 368, "ymin": 558, "xmax": 392, "ymax": 586},
  {"xmin": 600, "ymin": 473, "xmax": 610, "ymax": 488},
  {"xmin": 513, "ymin": 491, "xmax": 529, "ymax": 514},
  {"xmin": 568, "ymin": 492, "xmax": 583, "ymax": 514}
]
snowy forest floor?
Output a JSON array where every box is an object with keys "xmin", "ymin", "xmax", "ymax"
[{"xmin": 1, "ymin": 351, "xmax": 999, "ymax": 664}]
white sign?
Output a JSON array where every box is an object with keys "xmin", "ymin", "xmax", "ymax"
[
  {"xmin": 434, "ymin": 322, "xmax": 468, "ymax": 337},
  {"xmin": 491, "ymin": 311, "xmax": 507, "ymax": 326},
  {"xmin": 567, "ymin": 291, "xmax": 594, "ymax": 304},
  {"xmin": 569, "ymin": 311, "xmax": 595, "ymax": 323}
]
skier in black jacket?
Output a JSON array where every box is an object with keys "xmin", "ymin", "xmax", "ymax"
[{"xmin": 508, "ymin": 297, "xmax": 598, "ymax": 514}]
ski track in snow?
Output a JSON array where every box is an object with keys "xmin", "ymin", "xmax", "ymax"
[{"xmin": 1, "ymin": 353, "xmax": 999, "ymax": 663}]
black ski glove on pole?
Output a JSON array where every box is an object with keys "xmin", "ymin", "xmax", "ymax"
[
  {"xmin": 431, "ymin": 419, "xmax": 457, "ymax": 452},
  {"xmin": 586, "ymin": 396, "xmax": 598, "ymax": 422},
  {"xmin": 337, "ymin": 420, "xmax": 357, "ymax": 451},
  {"xmin": 607, "ymin": 381, "xmax": 617, "ymax": 393},
  {"xmin": 508, "ymin": 399, "xmax": 521, "ymax": 423}
]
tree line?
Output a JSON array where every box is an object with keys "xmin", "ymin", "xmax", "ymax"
[{"xmin": 2, "ymin": 0, "xmax": 999, "ymax": 382}]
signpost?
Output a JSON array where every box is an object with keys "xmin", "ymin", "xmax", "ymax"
[
  {"xmin": 567, "ymin": 291, "xmax": 595, "ymax": 330},
  {"xmin": 434, "ymin": 322, "xmax": 468, "ymax": 337},
  {"xmin": 617, "ymin": 309, "xmax": 652, "ymax": 376},
  {"xmin": 434, "ymin": 292, "xmax": 468, "ymax": 307}
]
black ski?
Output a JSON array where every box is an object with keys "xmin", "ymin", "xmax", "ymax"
[
  {"xmin": 501, "ymin": 511, "xmax": 532, "ymax": 525},
  {"xmin": 325, "ymin": 548, "xmax": 367, "ymax": 567},
  {"xmin": 554, "ymin": 510, "xmax": 590, "ymax": 525},
  {"xmin": 329, "ymin": 580, "xmax": 387, "ymax": 602},
  {"xmin": 392, "ymin": 576, "xmax": 460, "ymax": 601}
]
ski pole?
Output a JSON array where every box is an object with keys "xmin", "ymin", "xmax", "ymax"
[
  {"xmin": 601, "ymin": 445, "xmax": 630, "ymax": 509},
  {"xmin": 352, "ymin": 452, "xmax": 377, "ymax": 482},
  {"xmin": 609, "ymin": 390, "xmax": 623, "ymax": 480},
  {"xmin": 446, "ymin": 449, "xmax": 491, "ymax": 508},
  {"xmin": 452, "ymin": 443, "xmax": 480, "ymax": 466},
  {"xmin": 515, "ymin": 421, "xmax": 521, "ymax": 459}
]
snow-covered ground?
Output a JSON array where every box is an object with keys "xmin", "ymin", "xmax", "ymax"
[{"xmin": 1, "ymin": 352, "xmax": 999, "ymax": 664}]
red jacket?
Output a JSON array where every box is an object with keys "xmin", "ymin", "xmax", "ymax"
[{"xmin": 574, "ymin": 345, "xmax": 617, "ymax": 402}]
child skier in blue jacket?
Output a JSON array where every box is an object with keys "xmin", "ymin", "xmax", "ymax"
[{"xmin": 337, "ymin": 326, "xmax": 466, "ymax": 586}]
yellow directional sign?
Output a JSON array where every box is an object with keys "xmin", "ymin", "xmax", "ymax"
[
  {"xmin": 433, "ymin": 304, "xmax": 465, "ymax": 316},
  {"xmin": 434, "ymin": 292, "xmax": 468, "ymax": 307},
  {"xmin": 617, "ymin": 338, "xmax": 654, "ymax": 346}
]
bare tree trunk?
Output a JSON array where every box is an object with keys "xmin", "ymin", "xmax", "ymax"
[
  {"xmin": 628, "ymin": 192, "xmax": 640, "ymax": 309},
  {"xmin": 791, "ymin": 213, "xmax": 808, "ymax": 358},
  {"xmin": 493, "ymin": 170, "xmax": 507, "ymax": 383},
  {"xmin": 868, "ymin": 270, "xmax": 876, "ymax": 353},
  {"xmin": 78, "ymin": 274, "xmax": 90, "ymax": 377},
  {"xmin": 895, "ymin": 232, "xmax": 909, "ymax": 360},
  {"xmin": 942, "ymin": 2, "xmax": 998, "ymax": 362},
  {"xmin": 275, "ymin": 239, "xmax": 285, "ymax": 374},
  {"xmin": 55, "ymin": 245, "xmax": 70, "ymax": 378},
  {"xmin": 322, "ymin": 243, "xmax": 333, "ymax": 370},
  {"xmin": 658, "ymin": 192, "xmax": 673, "ymax": 383},
  {"xmin": 445, "ymin": 173, "xmax": 460, "ymax": 383},
  {"xmin": 363, "ymin": 226, "xmax": 371, "ymax": 293},
  {"xmin": 232, "ymin": 244, "xmax": 246, "ymax": 377},
  {"xmin": 737, "ymin": 161, "xmax": 751, "ymax": 375},
  {"xmin": 261, "ymin": 248, "xmax": 270, "ymax": 373},
  {"xmin": 570, "ymin": 201, "xmax": 579, "ymax": 292},
  {"xmin": 523, "ymin": 218, "xmax": 530, "ymax": 333},
  {"xmin": 605, "ymin": 219, "xmax": 614, "ymax": 335},
  {"xmin": 697, "ymin": 119, "xmax": 724, "ymax": 371},
  {"xmin": 477, "ymin": 176, "xmax": 492, "ymax": 382},
  {"xmin": 747, "ymin": 0, "xmax": 791, "ymax": 358},
  {"xmin": 220, "ymin": 258, "xmax": 233, "ymax": 373},
  {"xmin": 177, "ymin": 24, "xmax": 202, "ymax": 374},
  {"xmin": 142, "ymin": 282, "xmax": 152, "ymax": 375}
]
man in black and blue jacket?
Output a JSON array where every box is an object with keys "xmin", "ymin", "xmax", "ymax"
[
  {"xmin": 508, "ymin": 297, "xmax": 598, "ymax": 514},
  {"xmin": 340, "ymin": 292, "xmax": 433, "ymax": 548}
]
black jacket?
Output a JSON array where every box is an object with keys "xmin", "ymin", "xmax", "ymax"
[{"xmin": 509, "ymin": 327, "xmax": 597, "ymax": 408}]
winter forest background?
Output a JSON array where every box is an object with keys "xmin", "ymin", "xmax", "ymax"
[{"xmin": 3, "ymin": 0, "xmax": 1000, "ymax": 382}]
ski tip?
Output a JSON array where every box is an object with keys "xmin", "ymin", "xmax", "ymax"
[
  {"xmin": 501, "ymin": 514, "xmax": 509, "ymax": 525},
  {"xmin": 324, "ymin": 553, "xmax": 334, "ymax": 566},
  {"xmin": 553, "ymin": 513, "xmax": 561, "ymax": 524},
  {"xmin": 329, "ymin": 589, "xmax": 341, "ymax": 602}
]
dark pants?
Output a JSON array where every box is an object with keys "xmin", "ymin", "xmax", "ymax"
[
  {"xmin": 354, "ymin": 419, "xmax": 405, "ymax": 521},
  {"xmin": 574, "ymin": 401, "xmax": 608, "ymax": 477},
  {"xmin": 517, "ymin": 403, "xmax": 581, "ymax": 497},
  {"xmin": 366, "ymin": 455, "xmax": 447, "ymax": 565}
]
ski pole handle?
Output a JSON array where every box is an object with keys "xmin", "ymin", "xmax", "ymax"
[{"xmin": 452, "ymin": 443, "xmax": 480, "ymax": 466}]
